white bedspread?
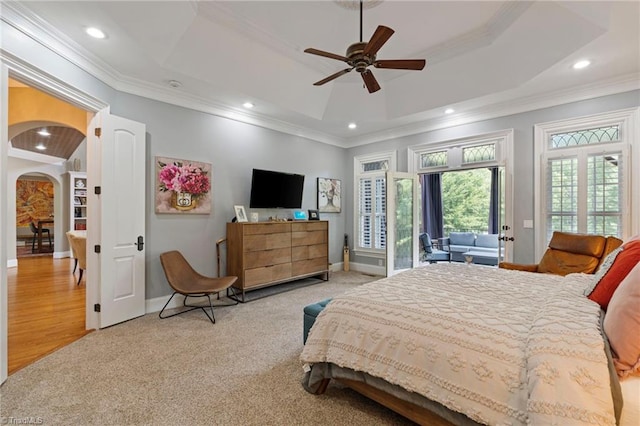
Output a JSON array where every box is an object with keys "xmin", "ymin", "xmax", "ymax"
[{"xmin": 301, "ymin": 264, "xmax": 616, "ymax": 425}]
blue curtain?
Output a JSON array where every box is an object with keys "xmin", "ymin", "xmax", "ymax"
[
  {"xmin": 488, "ymin": 167, "xmax": 499, "ymax": 234},
  {"xmin": 421, "ymin": 173, "xmax": 444, "ymax": 239}
]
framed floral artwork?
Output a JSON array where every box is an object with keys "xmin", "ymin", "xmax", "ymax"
[
  {"xmin": 155, "ymin": 156, "xmax": 212, "ymax": 214},
  {"xmin": 317, "ymin": 177, "xmax": 341, "ymax": 213}
]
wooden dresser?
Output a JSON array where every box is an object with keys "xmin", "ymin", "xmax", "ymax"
[{"xmin": 226, "ymin": 221, "xmax": 329, "ymax": 301}]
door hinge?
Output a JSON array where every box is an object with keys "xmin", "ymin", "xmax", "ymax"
[
  {"xmin": 94, "ymin": 186, "xmax": 101, "ymax": 195},
  {"xmin": 95, "ymin": 127, "xmax": 101, "ymax": 137},
  {"xmin": 94, "ymin": 303, "xmax": 101, "ymax": 312},
  {"xmin": 94, "ymin": 245, "xmax": 101, "ymax": 253}
]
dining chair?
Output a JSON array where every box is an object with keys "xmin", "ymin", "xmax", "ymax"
[{"xmin": 30, "ymin": 221, "xmax": 52, "ymax": 253}]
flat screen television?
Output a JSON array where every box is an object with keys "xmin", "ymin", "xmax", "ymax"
[{"xmin": 249, "ymin": 168, "xmax": 305, "ymax": 209}]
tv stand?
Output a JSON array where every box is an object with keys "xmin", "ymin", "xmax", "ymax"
[{"xmin": 226, "ymin": 221, "xmax": 329, "ymax": 301}]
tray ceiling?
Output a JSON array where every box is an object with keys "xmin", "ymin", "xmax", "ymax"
[{"xmin": 4, "ymin": 1, "xmax": 639, "ymax": 147}]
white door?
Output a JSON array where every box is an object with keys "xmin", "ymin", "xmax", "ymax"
[
  {"xmin": 386, "ymin": 172, "xmax": 419, "ymax": 276},
  {"xmin": 87, "ymin": 111, "xmax": 146, "ymax": 329}
]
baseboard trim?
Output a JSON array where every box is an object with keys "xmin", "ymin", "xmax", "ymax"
[
  {"xmin": 53, "ymin": 251, "xmax": 69, "ymax": 259},
  {"xmin": 7, "ymin": 259, "xmax": 17, "ymax": 268},
  {"xmin": 349, "ymin": 262, "xmax": 386, "ymax": 276},
  {"xmin": 146, "ymin": 293, "xmax": 185, "ymax": 314}
]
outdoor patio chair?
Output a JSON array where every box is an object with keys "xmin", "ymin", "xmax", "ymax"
[{"xmin": 420, "ymin": 233, "xmax": 451, "ymax": 263}]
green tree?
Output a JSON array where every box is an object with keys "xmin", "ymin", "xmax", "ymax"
[{"xmin": 442, "ymin": 169, "xmax": 491, "ymax": 233}]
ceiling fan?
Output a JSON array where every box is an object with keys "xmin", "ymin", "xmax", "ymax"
[{"xmin": 304, "ymin": 0, "xmax": 426, "ymax": 93}]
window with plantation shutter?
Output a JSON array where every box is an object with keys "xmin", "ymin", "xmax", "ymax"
[
  {"xmin": 359, "ymin": 178, "xmax": 372, "ymax": 248},
  {"xmin": 534, "ymin": 109, "xmax": 636, "ymax": 257},
  {"xmin": 354, "ymin": 152, "xmax": 396, "ymax": 254}
]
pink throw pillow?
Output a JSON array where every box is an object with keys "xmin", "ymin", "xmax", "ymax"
[{"xmin": 604, "ymin": 261, "xmax": 640, "ymax": 379}]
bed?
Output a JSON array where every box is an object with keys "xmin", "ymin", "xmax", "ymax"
[{"xmin": 301, "ymin": 262, "xmax": 640, "ymax": 426}]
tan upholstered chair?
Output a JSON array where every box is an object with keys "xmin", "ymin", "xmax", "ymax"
[
  {"xmin": 68, "ymin": 233, "xmax": 87, "ymax": 285},
  {"xmin": 159, "ymin": 250, "xmax": 239, "ymax": 324},
  {"xmin": 66, "ymin": 231, "xmax": 78, "ymax": 273},
  {"xmin": 499, "ymin": 231, "xmax": 623, "ymax": 276}
]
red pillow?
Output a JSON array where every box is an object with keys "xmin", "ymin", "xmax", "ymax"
[{"xmin": 588, "ymin": 240, "xmax": 640, "ymax": 310}]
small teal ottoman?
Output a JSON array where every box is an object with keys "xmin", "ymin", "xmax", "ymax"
[{"xmin": 303, "ymin": 298, "xmax": 332, "ymax": 344}]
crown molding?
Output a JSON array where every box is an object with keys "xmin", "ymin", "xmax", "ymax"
[
  {"xmin": 114, "ymin": 75, "xmax": 346, "ymax": 147},
  {"xmin": 346, "ymin": 73, "xmax": 640, "ymax": 148},
  {"xmin": 2, "ymin": 2, "xmax": 346, "ymax": 147},
  {"xmin": 1, "ymin": 3, "xmax": 122, "ymax": 89}
]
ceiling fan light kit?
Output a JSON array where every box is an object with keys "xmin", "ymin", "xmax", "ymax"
[{"xmin": 305, "ymin": 0, "xmax": 425, "ymax": 93}]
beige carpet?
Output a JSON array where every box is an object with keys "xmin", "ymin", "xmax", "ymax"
[{"xmin": 0, "ymin": 271, "xmax": 414, "ymax": 425}]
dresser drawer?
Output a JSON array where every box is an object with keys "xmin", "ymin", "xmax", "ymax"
[
  {"xmin": 243, "ymin": 223, "xmax": 291, "ymax": 235},
  {"xmin": 244, "ymin": 232, "xmax": 291, "ymax": 251},
  {"xmin": 292, "ymin": 257, "xmax": 328, "ymax": 277},
  {"xmin": 292, "ymin": 230, "xmax": 327, "ymax": 247},
  {"xmin": 244, "ymin": 247, "xmax": 291, "ymax": 268},
  {"xmin": 292, "ymin": 243, "xmax": 328, "ymax": 261},
  {"xmin": 244, "ymin": 263, "xmax": 292, "ymax": 288},
  {"xmin": 292, "ymin": 221, "xmax": 327, "ymax": 232}
]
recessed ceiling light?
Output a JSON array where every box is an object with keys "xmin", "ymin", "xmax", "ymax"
[
  {"xmin": 86, "ymin": 27, "xmax": 106, "ymax": 39},
  {"xmin": 348, "ymin": 123, "xmax": 357, "ymax": 129},
  {"xmin": 445, "ymin": 108, "xmax": 455, "ymax": 114},
  {"xmin": 37, "ymin": 129, "xmax": 51, "ymax": 136},
  {"xmin": 35, "ymin": 143, "xmax": 46, "ymax": 151},
  {"xmin": 573, "ymin": 60, "xmax": 591, "ymax": 70},
  {"xmin": 243, "ymin": 102, "xmax": 254, "ymax": 109}
]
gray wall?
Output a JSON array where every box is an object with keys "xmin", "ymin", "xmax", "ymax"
[
  {"xmin": 347, "ymin": 89, "xmax": 640, "ymax": 266},
  {"xmin": 110, "ymin": 92, "xmax": 347, "ymax": 299}
]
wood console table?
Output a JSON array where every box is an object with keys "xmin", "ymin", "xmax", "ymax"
[{"xmin": 226, "ymin": 221, "xmax": 329, "ymax": 301}]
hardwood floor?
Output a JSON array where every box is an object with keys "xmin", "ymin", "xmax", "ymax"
[{"xmin": 7, "ymin": 255, "xmax": 91, "ymax": 375}]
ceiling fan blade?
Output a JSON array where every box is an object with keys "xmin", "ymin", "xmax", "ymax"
[
  {"xmin": 363, "ymin": 26, "xmax": 394, "ymax": 57},
  {"xmin": 304, "ymin": 48, "xmax": 349, "ymax": 63},
  {"xmin": 313, "ymin": 68, "xmax": 353, "ymax": 86},
  {"xmin": 374, "ymin": 59, "xmax": 426, "ymax": 70},
  {"xmin": 361, "ymin": 70, "xmax": 381, "ymax": 93}
]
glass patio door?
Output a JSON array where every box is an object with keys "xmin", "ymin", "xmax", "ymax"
[{"xmin": 386, "ymin": 172, "xmax": 419, "ymax": 276}]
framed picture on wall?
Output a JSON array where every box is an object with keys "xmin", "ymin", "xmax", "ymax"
[
  {"xmin": 155, "ymin": 156, "xmax": 212, "ymax": 214},
  {"xmin": 317, "ymin": 177, "xmax": 341, "ymax": 213}
]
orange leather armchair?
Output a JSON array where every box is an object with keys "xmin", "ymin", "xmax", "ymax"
[{"xmin": 499, "ymin": 231, "xmax": 623, "ymax": 276}]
